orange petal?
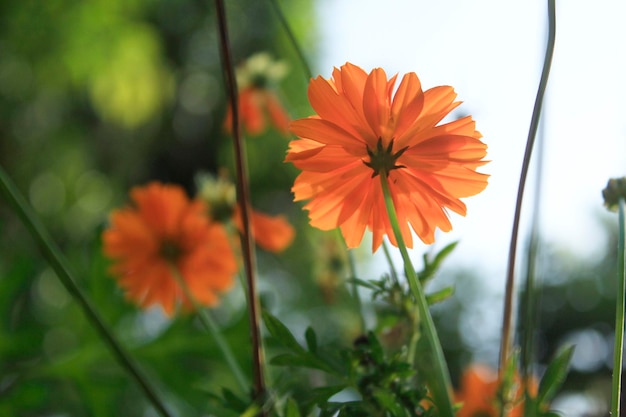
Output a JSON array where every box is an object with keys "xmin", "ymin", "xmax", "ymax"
[
  {"xmin": 362, "ymin": 67, "xmax": 392, "ymax": 141},
  {"xmin": 265, "ymin": 91, "xmax": 291, "ymax": 134}
]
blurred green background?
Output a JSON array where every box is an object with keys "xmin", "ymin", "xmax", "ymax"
[{"xmin": 0, "ymin": 1, "xmax": 620, "ymax": 416}]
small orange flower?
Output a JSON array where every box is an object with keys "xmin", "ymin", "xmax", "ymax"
[
  {"xmin": 455, "ymin": 364, "xmax": 499, "ymax": 417},
  {"xmin": 224, "ymin": 52, "xmax": 290, "ymax": 135},
  {"xmin": 102, "ymin": 182, "xmax": 237, "ymax": 315},
  {"xmin": 195, "ymin": 173, "xmax": 295, "ymax": 253},
  {"xmin": 455, "ymin": 364, "xmax": 537, "ymax": 417},
  {"xmin": 285, "ymin": 63, "xmax": 489, "ymax": 251},
  {"xmin": 233, "ymin": 207, "xmax": 295, "ymax": 253}
]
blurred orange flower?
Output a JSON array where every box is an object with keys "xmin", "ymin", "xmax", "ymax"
[
  {"xmin": 285, "ymin": 63, "xmax": 489, "ymax": 251},
  {"xmin": 195, "ymin": 173, "xmax": 295, "ymax": 253},
  {"xmin": 455, "ymin": 364, "xmax": 536, "ymax": 417},
  {"xmin": 102, "ymin": 182, "xmax": 237, "ymax": 316},
  {"xmin": 224, "ymin": 52, "xmax": 290, "ymax": 136},
  {"xmin": 233, "ymin": 206, "xmax": 295, "ymax": 253},
  {"xmin": 455, "ymin": 364, "xmax": 499, "ymax": 417}
]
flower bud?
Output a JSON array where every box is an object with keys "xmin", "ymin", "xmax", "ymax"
[{"xmin": 602, "ymin": 177, "xmax": 626, "ymax": 212}]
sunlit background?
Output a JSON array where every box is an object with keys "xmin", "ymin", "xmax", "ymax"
[
  {"xmin": 0, "ymin": 1, "xmax": 624, "ymax": 416},
  {"xmin": 316, "ymin": 1, "xmax": 626, "ymax": 415}
]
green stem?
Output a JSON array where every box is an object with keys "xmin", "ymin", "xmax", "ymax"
[
  {"xmin": 611, "ymin": 197, "xmax": 626, "ymax": 417},
  {"xmin": 0, "ymin": 165, "xmax": 173, "ymax": 417},
  {"xmin": 267, "ymin": 0, "xmax": 313, "ymax": 81},
  {"xmin": 379, "ymin": 175, "xmax": 454, "ymax": 417},
  {"xmin": 382, "ymin": 240, "xmax": 400, "ymax": 284},
  {"xmin": 499, "ymin": 0, "xmax": 556, "ymax": 385},
  {"xmin": 522, "ymin": 108, "xmax": 546, "ymax": 416},
  {"xmin": 168, "ymin": 264, "xmax": 249, "ymax": 393},
  {"xmin": 335, "ymin": 230, "xmax": 366, "ymax": 332}
]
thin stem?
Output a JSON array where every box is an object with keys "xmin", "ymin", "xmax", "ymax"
[
  {"xmin": 382, "ymin": 240, "xmax": 400, "ymax": 284},
  {"xmin": 267, "ymin": 0, "xmax": 313, "ymax": 81},
  {"xmin": 213, "ymin": 0, "xmax": 266, "ymax": 407},
  {"xmin": 379, "ymin": 175, "xmax": 454, "ymax": 417},
  {"xmin": 611, "ymin": 197, "xmax": 626, "ymax": 417},
  {"xmin": 0, "ymin": 165, "xmax": 173, "ymax": 417},
  {"xmin": 335, "ymin": 230, "xmax": 366, "ymax": 332},
  {"xmin": 521, "ymin": 111, "xmax": 546, "ymax": 410},
  {"xmin": 168, "ymin": 264, "xmax": 249, "ymax": 393},
  {"xmin": 499, "ymin": 0, "xmax": 556, "ymax": 382}
]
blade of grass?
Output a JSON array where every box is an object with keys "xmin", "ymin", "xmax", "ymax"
[
  {"xmin": 0, "ymin": 165, "xmax": 174, "ymax": 417},
  {"xmin": 499, "ymin": 0, "xmax": 556, "ymax": 388}
]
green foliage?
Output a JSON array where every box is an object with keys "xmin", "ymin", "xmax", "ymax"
[
  {"xmin": 531, "ymin": 346, "xmax": 575, "ymax": 416},
  {"xmin": 263, "ymin": 308, "xmax": 435, "ymax": 416},
  {"xmin": 0, "ymin": 0, "xmax": 613, "ymax": 414}
]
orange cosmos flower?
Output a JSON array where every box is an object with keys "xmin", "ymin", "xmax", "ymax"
[
  {"xmin": 195, "ymin": 173, "xmax": 295, "ymax": 253},
  {"xmin": 102, "ymin": 182, "xmax": 237, "ymax": 316},
  {"xmin": 455, "ymin": 364, "xmax": 537, "ymax": 417},
  {"xmin": 285, "ymin": 63, "xmax": 489, "ymax": 251},
  {"xmin": 224, "ymin": 52, "xmax": 290, "ymax": 135}
]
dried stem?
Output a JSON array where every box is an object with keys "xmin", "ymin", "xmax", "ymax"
[{"xmin": 213, "ymin": 0, "xmax": 266, "ymax": 407}]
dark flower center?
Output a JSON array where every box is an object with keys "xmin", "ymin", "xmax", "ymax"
[
  {"xmin": 363, "ymin": 138, "xmax": 408, "ymax": 178},
  {"xmin": 209, "ymin": 203, "xmax": 235, "ymax": 223},
  {"xmin": 250, "ymin": 73, "xmax": 269, "ymax": 89},
  {"xmin": 160, "ymin": 240, "xmax": 183, "ymax": 262}
]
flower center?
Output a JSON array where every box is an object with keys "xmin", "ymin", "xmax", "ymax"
[
  {"xmin": 160, "ymin": 240, "xmax": 183, "ymax": 263},
  {"xmin": 363, "ymin": 138, "xmax": 408, "ymax": 178}
]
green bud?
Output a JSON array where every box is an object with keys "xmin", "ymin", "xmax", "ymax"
[{"xmin": 602, "ymin": 177, "xmax": 626, "ymax": 212}]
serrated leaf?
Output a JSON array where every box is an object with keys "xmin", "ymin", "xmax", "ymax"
[
  {"xmin": 421, "ymin": 242, "xmax": 458, "ymax": 282},
  {"xmin": 373, "ymin": 389, "xmax": 404, "ymax": 416},
  {"xmin": 263, "ymin": 310, "xmax": 305, "ymax": 354},
  {"xmin": 537, "ymin": 345, "xmax": 574, "ymax": 405},
  {"xmin": 425, "ymin": 286, "xmax": 454, "ymax": 305},
  {"xmin": 305, "ymin": 327, "xmax": 317, "ymax": 353}
]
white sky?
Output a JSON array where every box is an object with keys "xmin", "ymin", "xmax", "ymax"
[{"xmin": 315, "ymin": 0, "xmax": 626, "ymax": 280}]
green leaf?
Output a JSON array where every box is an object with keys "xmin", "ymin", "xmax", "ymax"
[
  {"xmin": 425, "ymin": 286, "xmax": 454, "ymax": 305},
  {"xmin": 373, "ymin": 389, "xmax": 405, "ymax": 416},
  {"xmin": 305, "ymin": 326, "xmax": 317, "ymax": 353},
  {"xmin": 421, "ymin": 241, "xmax": 458, "ymax": 282},
  {"xmin": 537, "ymin": 345, "xmax": 574, "ymax": 406},
  {"xmin": 270, "ymin": 353, "xmax": 336, "ymax": 374},
  {"xmin": 349, "ymin": 278, "xmax": 380, "ymax": 290},
  {"xmin": 284, "ymin": 398, "xmax": 301, "ymax": 417},
  {"xmin": 221, "ymin": 387, "xmax": 249, "ymax": 412},
  {"xmin": 304, "ymin": 385, "xmax": 346, "ymax": 407},
  {"xmin": 263, "ymin": 310, "xmax": 305, "ymax": 354},
  {"xmin": 432, "ymin": 241, "xmax": 458, "ymax": 267}
]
